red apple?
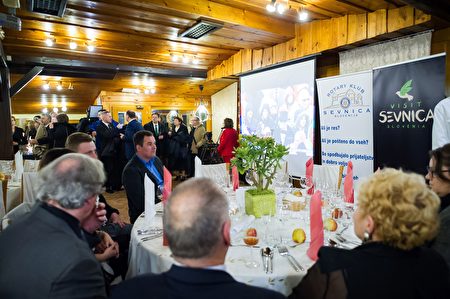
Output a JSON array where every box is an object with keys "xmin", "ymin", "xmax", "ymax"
[{"xmin": 246, "ymin": 228, "xmax": 257, "ymax": 237}]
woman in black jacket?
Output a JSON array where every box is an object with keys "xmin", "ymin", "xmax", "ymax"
[
  {"xmin": 168, "ymin": 116, "xmax": 189, "ymax": 179},
  {"xmin": 11, "ymin": 116, "xmax": 27, "ymax": 153},
  {"xmin": 50, "ymin": 113, "xmax": 76, "ymax": 148},
  {"xmin": 290, "ymin": 168, "xmax": 449, "ymax": 299}
]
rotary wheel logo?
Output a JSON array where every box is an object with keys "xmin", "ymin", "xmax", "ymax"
[{"xmin": 340, "ymin": 97, "xmax": 351, "ymax": 108}]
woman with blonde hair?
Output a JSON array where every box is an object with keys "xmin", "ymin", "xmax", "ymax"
[{"xmin": 290, "ymin": 168, "xmax": 449, "ymax": 299}]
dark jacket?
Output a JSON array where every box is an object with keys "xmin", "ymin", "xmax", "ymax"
[
  {"xmin": 122, "ymin": 154, "xmax": 164, "ymax": 223},
  {"xmin": 124, "ymin": 119, "xmax": 143, "ymax": 160},
  {"xmin": 168, "ymin": 124, "xmax": 190, "ymax": 172},
  {"xmin": 289, "ymin": 242, "xmax": 450, "ymax": 299},
  {"xmin": 144, "ymin": 121, "xmax": 168, "ymax": 158},
  {"xmin": 431, "ymin": 200, "xmax": 450, "ymax": 271},
  {"xmin": 37, "ymin": 123, "xmax": 76, "ymax": 149},
  {"xmin": 0, "ymin": 203, "xmax": 106, "ymax": 298},
  {"xmin": 96, "ymin": 122, "xmax": 120, "ymax": 158},
  {"xmin": 111, "ymin": 265, "xmax": 285, "ymax": 299},
  {"xmin": 12, "ymin": 126, "xmax": 27, "ymax": 153}
]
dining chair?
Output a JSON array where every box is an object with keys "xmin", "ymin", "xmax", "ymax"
[{"xmin": 313, "ymin": 164, "xmax": 344, "ymax": 190}]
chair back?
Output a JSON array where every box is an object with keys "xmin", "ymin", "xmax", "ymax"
[
  {"xmin": 199, "ymin": 163, "xmax": 228, "ymax": 187},
  {"xmin": 22, "ymin": 172, "xmax": 39, "ymax": 204},
  {"xmin": 1, "ymin": 202, "xmax": 34, "ymax": 231},
  {"xmin": 314, "ymin": 164, "xmax": 344, "ymax": 190}
]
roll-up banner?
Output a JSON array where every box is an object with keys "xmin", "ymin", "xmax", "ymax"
[
  {"xmin": 373, "ymin": 54, "xmax": 446, "ymax": 175},
  {"xmin": 317, "ymin": 70, "xmax": 374, "ymax": 183}
]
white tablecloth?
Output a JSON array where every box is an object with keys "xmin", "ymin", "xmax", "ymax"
[
  {"xmin": 0, "ymin": 181, "xmax": 22, "ymax": 219},
  {"xmin": 127, "ymin": 195, "xmax": 359, "ymax": 296}
]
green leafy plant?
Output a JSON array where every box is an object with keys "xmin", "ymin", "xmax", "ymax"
[{"xmin": 231, "ymin": 135, "xmax": 289, "ymax": 192}]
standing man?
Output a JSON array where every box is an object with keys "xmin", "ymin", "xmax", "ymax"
[
  {"xmin": 144, "ymin": 112, "xmax": 168, "ymax": 165},
  {"xmin": 111, "ymin": 178, "xmax": 285, "ymax": 299},
  {"xmin": 122, "ymin": 130, "xmax": 164, "ymax": 223},
  {"xmin": 432, "ymin": 96, "xmax": 450, "ymax": 149},
  {"xmin": 0, "ymin": 154, "xmax": 107, "ymax": 298},
  {"xmin": 121, "ymin": 110, "xmax": 143, "ymax": 160},
  {"xmin": 189, "ymin": 116, "xmax": 206, "ymax": 177},
  {"xmin": 30, "ymin": 113, "xmax": 51, "ymax": 158},
  {"xmin": 96, "ymin": 111, "xmax": 120, "ymax": 193}
]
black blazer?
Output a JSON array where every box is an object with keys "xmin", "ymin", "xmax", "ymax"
[
  {"xmin": 144, "ymin": 121, "xmax": 168, "ymax": 155},
  {"xmin": 0, "ymin": 203, "xmax": 106, "ymax": 298},
  {"xmin": 96, "ymin": 122, "xmax": 119, "ymax": 157},
  {"xmin": 111, "ymin": 265, "xmax": 285, "ymax": 299},
  {"xmin": 290, "ymin": 242, "xmax": 450, "ymax": 299},
  {"xmin": 122, "ymin": 154, "xmax": 164, "ymax": 223}
]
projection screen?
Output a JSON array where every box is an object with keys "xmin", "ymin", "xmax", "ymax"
[{"xmin": 240, "ymin": 59, "xmax": 316, "ymax": 177}]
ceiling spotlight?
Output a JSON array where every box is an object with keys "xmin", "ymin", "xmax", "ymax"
[
  {"xmin": 266, "ymin": 0, "xmax": 276, "ymax": 13},
  {"xmin": 42, "ymin": 82, "xmax": 50, "ymax": 90},
  {"xmin": 276, "ymin": 2, "xmax": 286, "ymax": 14},
  {"xmin": 182, "ymin": 55, "xmax": 190, "ymax": 64},
  {"xmin": 41, "ymin": 99, "xmax": 48, "ymax": 105},
  {"xmin": 87, "ymin": 44, "xmax": 95, "ymax": 52},
  {"xmin": 45, "ymin": 38, "xmax": 54, "ymax": 47},
  {"xmin": 192, "ymin": 57, "xmax": 200, "ymax": 65},
  {"xmin": 69, "ymin": 41, "xmax": 77, "ymax": 50},
  {"xmin": 144, "ymin": 89, "xmax": 150, "ymax": 94},
  {"xmin": 299, "ymin": 9, "xmax": 308, "ymax": 21},
  {"xmin": 56, "ymin": 82, "xmax": 63, "ymax": 91},
  {"xmin": 61, "ymin": 106, "xmax": 67, "ymax": 112},
  {"xmin": 132, "ymin": 77, "xmax": 140, "ymax": 85},
  {"xmin": 171, "ymin": 54, "xmax": 179, "ymax": 62},
  {"xmin": 150, "ymin": 88, "xmax": 156, "ymax": 94},
  {"xmin": 42, "ymin": 108, "xmax": 48, "ymax": 113},
  {"xmin": 53, "ymin": 107, "xmax": 59, "ymax": 113}
]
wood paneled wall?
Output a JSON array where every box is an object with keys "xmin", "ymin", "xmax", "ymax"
[{"xmin": 207, "ymin": 7, "xmax": 431, "ymax": 80}]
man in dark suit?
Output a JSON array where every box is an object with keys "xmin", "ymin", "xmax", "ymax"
[
  {"xmin": 121, "ymin": 110, "xmax": 143, "ymax": 160},
  {"xmin": 111, "ymin": 178, "xmax": 285, "ymax": 299},
  {"xmin": 122, "ymin": 130, "xmax": 164, "ymax": 223},
  {"xmin": 0, "ymin": 154, "xmax": 107, "ymax": 298},
  {"xmin": 144, "ymin": 112, "xmax": 168, "ymax": 165},
  {"xmin": 96, "ymin": 110, "xmax": 120, "ymax": 193}
]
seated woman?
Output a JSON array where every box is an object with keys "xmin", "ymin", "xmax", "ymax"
[
  {"xmin": 426, "ymin": 143, "xmax": 450, "ymax": 270},
  {"xmin": 290, "ymin": 168, "xmax": 449, "ymax": 299}
]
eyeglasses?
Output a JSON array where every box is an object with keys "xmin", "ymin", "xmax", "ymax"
[{"xmin": 427, "ymin": 166, "xmax": 450, "ymax": 178}]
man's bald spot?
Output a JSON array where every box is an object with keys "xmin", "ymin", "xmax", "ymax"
[
  {"xmin": 168, "ymin": 190, "xmax": 205, "ymax": 230},
  {"xmin": 54, "ymin": 158, "xmax": 79, "ymax": 176}
]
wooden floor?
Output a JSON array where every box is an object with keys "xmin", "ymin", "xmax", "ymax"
[{"xmin": 103, "ymin": 190, "xmax": 130, "ymax": 223}]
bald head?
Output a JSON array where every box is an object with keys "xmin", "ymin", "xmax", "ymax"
[{"xmin": 164, "ymin": 178, "xmax": 229, "ymax": 259}]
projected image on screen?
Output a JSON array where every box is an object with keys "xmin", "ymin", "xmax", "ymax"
[{"xmin": 240, "ymin": 59, "xmax": 315, "ymax": 177}]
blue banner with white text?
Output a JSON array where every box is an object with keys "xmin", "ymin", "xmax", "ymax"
[{"xmin": 373, "ymin": 54, "xmax": 446, "ymax": 175}]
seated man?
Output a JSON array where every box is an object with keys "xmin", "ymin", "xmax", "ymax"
[
  {"xmin": 66, "ymin": 132, "xmax": 131, "ymax": 281},
  {"xmin": 123, "ymin": 130, "xmax": 163, "ymax": 223},
  {"xmin": 0, "ymin": 154, "xmax": 107, "ymax": 298},
  {"xmin": 111, "ymin": 178, "xmax": 285, "ymax": 299}
]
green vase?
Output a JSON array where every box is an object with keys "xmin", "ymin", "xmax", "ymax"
[{"xmin": 245, "ymin": 189, "xmax": 276, "ymax": 218}]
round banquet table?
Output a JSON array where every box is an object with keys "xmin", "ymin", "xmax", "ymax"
[{"xmin": 126, "ymin": 189, "xmax": 360, "ymax": 296}]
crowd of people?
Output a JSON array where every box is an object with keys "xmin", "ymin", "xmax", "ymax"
[{"xmin": 2, "ymin": 109, "xmax": 449, "ymax": 298}]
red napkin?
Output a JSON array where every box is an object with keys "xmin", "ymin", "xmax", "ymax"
[
  {"xmin": 232, "ymin": 166, "xmax": 239, "ymax": 191},
  {"xmin": 162, "ymin": 167, "xmax": 172, "ymax": 246},
  {"xmin": 344, "ymin": 161, "xmax": 354, "ymax": 204},
  {"xmin": 305, "ymin": 157, "xmax": 314, "ymax": 195},
  {"xmin": 162, "ymin": 167, "xmax": 172, "ymax": 202},
  {"xmin": 307, "ymin": 190, "xmax": 324, "ymax": 261}
]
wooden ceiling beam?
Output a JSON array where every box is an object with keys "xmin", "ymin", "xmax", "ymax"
[
  {"xmin": 89, "ymin": 0, "xmax": 296, "ymax": 38},
  {"xmin": 399, "ymin": 0, "xmax": 450, "ymax": 21}
]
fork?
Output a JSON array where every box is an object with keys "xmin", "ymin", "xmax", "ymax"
[
  {"xmin": 335, "ymin": 234, "xmax": 360, "ymax": 246},
  {"xmin": 277, "ymin": 245, "xmax": 304, "ymax": 272}
]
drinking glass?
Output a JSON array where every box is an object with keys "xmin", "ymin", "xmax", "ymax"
[{"xmin": 243, "ymin": 231, "xmax": 260, "ymax": 268}]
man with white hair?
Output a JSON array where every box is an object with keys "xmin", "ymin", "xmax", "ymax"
[
  {"xmin": 0, "ymin": 154, "xmax": 107, "ymax": 298},
  {"xmin": 111, "ymin": 178, "xmax": 284, "ymax": 299}
]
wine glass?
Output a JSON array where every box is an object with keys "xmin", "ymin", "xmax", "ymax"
[{"xmin": 243, "ymin": 229, "xmax": 260, "ymax": 268}]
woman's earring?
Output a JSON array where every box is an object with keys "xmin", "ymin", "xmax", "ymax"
[{"xmin": 363, "ymin": 231, "xmax": 371, "ymax": 243}]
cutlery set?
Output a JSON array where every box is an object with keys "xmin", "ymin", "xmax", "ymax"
[{"xmin": 260, "ymin": 245, "xmax": 305, "ymax": 273}]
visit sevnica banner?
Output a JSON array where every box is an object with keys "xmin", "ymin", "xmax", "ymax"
[
  {"xmin": 317, "ymin": 70, "xmax": 374, "ymax": 183},
  {"xmin": 373, "ymin": 54, "xmax": 446, "ymax": 175}
]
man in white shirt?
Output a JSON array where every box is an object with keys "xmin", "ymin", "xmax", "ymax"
[{"xmin": 432, "ymin": 97, "xmax": 450, "ymax": 149}]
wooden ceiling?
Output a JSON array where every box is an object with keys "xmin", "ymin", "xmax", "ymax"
[{"xmin": 1, "ymin": 0, "xmax": 446, "ymax": 114}]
